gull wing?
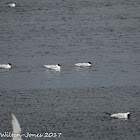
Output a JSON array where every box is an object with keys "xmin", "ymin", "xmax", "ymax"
[{"xmin": 11, "ymin": 114, "xmax": 22, "ymax": 140}]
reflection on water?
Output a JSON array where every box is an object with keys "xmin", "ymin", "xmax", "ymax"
[{"xmin": 0, "ymin": 69, "xmax": 10, "ymax": 72}]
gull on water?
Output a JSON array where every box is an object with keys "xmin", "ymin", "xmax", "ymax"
[
  {"xmin": 106, "ymin": 112, "xmax": 131, "ymax": 119},
  {"xmin": 44, "ymin": 64, "xmax": 61, "ymax": 71},
  {"xmin": 74, "ymin": 62, "xmax": 92, "ymax": 67},
  {"xmin": 0, "ymin": 63, "xmax": 12, "ymax": 69},
  {"xmin": 8, "ymin": 3, "xmax": 16, "ymax": 7}
]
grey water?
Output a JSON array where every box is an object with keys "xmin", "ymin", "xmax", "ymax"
[{"xmin": 0, "ymin": 0, "xmax": 140, "ymax": 140}]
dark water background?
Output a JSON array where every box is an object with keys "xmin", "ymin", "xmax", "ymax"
[{"xmin": 0, "ymin": 0, "xmax": 140, "ymax": 140}]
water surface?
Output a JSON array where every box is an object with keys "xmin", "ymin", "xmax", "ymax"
[{"xmin": 0, "ymin": 0, "xmax": 140, "ymax": 140}]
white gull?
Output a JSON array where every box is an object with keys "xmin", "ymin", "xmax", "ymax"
[
  {"xmin": 44, "ymin": 64, "xmax": 61, "ymax": 71},
  {"xmin": 75, "ymin": 62, "xmax": 92, "ymax": 67},
  {"xmin": 8, "ymin": 3, "xmax": 16, "ymax": 7},
  {"xmin": 106, "ymin": 112, "xmax": 131, "ymax": 119},
  {"xmin": 0, "ymin": 63, "xmax": 12, "ymax": 69}
]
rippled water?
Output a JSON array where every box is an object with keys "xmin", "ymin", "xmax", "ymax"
[
  {"xmin": 0, "ymin": 0, "xmax": 140, "ymax": 140},
  {"xmin": 0, "ymin": 0, "xmax": 140, "ymax": 89},
  {"xmin": 0, "ymin": 87, "xmax": 140, "ymax": 140}
]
